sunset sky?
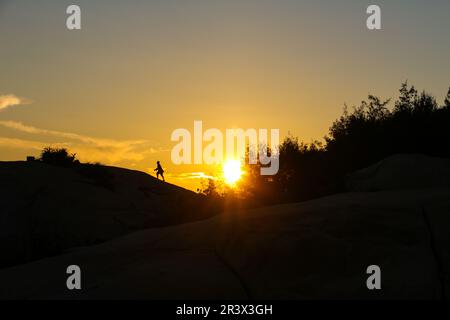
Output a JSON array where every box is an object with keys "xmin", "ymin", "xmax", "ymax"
[{"xmin": 1, "ymin": 0, "xmax": 449, "ymax": 190}]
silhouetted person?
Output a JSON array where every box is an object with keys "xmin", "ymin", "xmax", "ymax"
[{"xmin": 154, "ymin": 161, "xmax": 165, "ymax": 182}]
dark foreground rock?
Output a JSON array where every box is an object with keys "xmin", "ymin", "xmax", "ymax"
[
  {"xmin": 0, "ymin": 161, "xmax": 212, "ymax": 268},
  {"xmin": 0, "ymin": 187, "xmax": 449, "ymax": 299},
  {"xmin": 1, "ymin": 154, "xmax": 450, "ymax": 299},
  {"xmin": 346, "ymin": 154, "xmax": 450, "ymax": 192}
]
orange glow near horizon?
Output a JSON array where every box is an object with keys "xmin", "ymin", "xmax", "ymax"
[
  {"xmin": 1, "ymin": 2, "xmax": 450, "ymax": 193},
  {"xmin": 222, "ymin": 159, "xmax": 243, "ymax": 186}
]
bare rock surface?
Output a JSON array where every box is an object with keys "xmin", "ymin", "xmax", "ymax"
[
  {"xmin": 0, "ymin": 161, "xmax": 208, "ymax": 267},
  {"xmin": 1, "ymin": 188, "xmax": 449, "ymax": 299},
  {"xmin": 346, "ymin": 154, "xmax": 450, "ymax": 192},
  {"xmin": 1, "ymin": 155, "xmax": 450, "ymax": 299}
]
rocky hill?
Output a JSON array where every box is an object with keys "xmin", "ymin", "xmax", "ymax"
[
  {"xmin": 0, "ymin": 154, "xmax": 449, "ymax": 299},
  {"xmin": 0, "ymin": 161, "xmax": 213, "ymax": 268}
]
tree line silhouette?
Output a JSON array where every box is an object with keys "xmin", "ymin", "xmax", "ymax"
[{"xmin": 213, "ymin": 82, "xmax": 450, "ymax": 205}]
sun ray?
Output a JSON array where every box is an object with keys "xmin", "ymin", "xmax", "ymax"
[{"xmin": 222, "ymin": 159, "xmax": 243, "ymax": 185}]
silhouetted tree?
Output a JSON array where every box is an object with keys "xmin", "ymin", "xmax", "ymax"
[
  {"xmin": 394, "ymin": 81, "xmax": 417, "ymax": 114},
  {"xmin": 241, "ymin": 83, "xmax": 450, "ymax": 205},
  {"xmin": 444, "ymin": 87, "xmax": 450, "ymax": 108},
  {"xmin": 199, "ymin": 178, "xmax": 221, "ymax": 198}
]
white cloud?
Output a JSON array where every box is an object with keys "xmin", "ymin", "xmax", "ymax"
[
  {"xmin": 0, "ymin": 120, "xmax": 164, "ymax": 164},
  {"xmin": 171, "ymin": 172, "xmax": 215, "ymax": 180},
  {"xmin": 0, "ymin": 94, "xmax": 30, "ymax": 111}
]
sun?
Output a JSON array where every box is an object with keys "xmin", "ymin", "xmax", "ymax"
[{"xmin": 222, "ymin": 159, "xmax": 243, "ymax": 185}]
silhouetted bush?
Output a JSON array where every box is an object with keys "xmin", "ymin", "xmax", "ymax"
[
  {"xmin": 199, "ymin": 178, "xmax": 221, "ymax": 198},
  {"xmin": 40, "ymin": 147, "xmax": 78, "ymax": 167},
  {"xmin": 39, "ymin": 148, "xmax": 114, "ymax": 189}
]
